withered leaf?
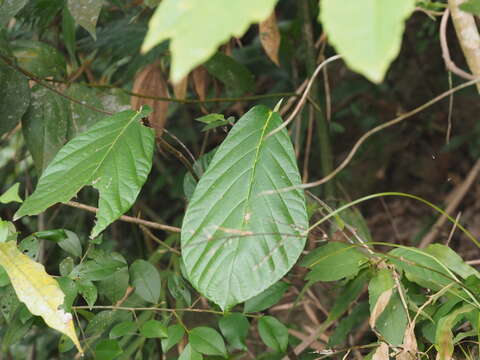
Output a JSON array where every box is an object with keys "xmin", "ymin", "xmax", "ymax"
[{"xmin": 259, "ymin": 11, "xmax": 281, "ymax": 66}]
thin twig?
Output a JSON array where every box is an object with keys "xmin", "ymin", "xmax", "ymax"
[
  {"xmin": 65, "ymin": 200, "xmax": 181, "ymax": 233},
  {"xmin": 140, "ymin": 225, "xmax": 181, "ymax": 255},
  {"xmin": 268, "ymin": 55, "xmax": 343, "ymax": 137},
  {"xmin": 262, "ymin": 77, "xmax": 480, "ymax": 195}
]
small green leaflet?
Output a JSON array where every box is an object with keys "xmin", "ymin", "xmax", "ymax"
[
  {"xmin": 0, "ymin": 183, "xmax": 22, "ymax": 204},
  {"xmin": 141, "ymin": 0, "xmax": 278, "ymax": 82},
  {"xmin": 181, "ymin": 105, "xmax": 307, "ymax": 310},
  {"xmin": 15, "ymin": 108, "xmax": 155, "ymax": 238},
  {"xmin": 67, "ymin": 0, "xmax": 103, "ymax": 40},
  {"xmin": 320, "ymin": 0, "xmax": 415, "ymax": 82}
]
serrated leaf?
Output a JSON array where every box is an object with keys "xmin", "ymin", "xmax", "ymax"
[
  {"xmin": 181, "ymin": 105, "xmax": 307, "ymax": 310},
  {"xmin": 189, "ymin": 327, "xmax": 227, "ymax": 357},
  {"xmin": 15, "ymin": 108, "xmax": 155, "ymax": 238},
  {"xmin": 0, "ymin": 241, "xmax": 82, "ymax": 353},
  {"xmin": 0, "ymin": 61, "xmax": 30, "ymax": 137},
  {"xmin": 142, "ymin": 0, "xmax": 278, "ymax": 82},
  {"xmin": 161, "ymin": 324, "xmax": 185, "ymax": 352},
  {"xmin": 301, "ymin": 242, "xmax": 368, "ymax": 282},
  {"xmin": 319, "ymin": 0, "xmax": 415, "ymax": 82},
  {"xmin": 258, "ymin": 316, "xmax": 288, "ymax": 353},
  {"xmin": 0, "ymin": 183, "xmax": 22, "ymax": 204},
  {"xmin": 130, "ymin": 259, "xmax": 161, "ymax": 304},
  {"xmin": 68, "ymin": 0, "xmax": 103, "ymax": 40},
  {"xmin": 244, "ymin": 281, "xmax": 289, "ymax": 313}
]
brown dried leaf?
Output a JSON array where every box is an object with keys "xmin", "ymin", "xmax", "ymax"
[
  {"xmin": 373, "ymin": 342, "xmax": 390, "ymax": 360},
  {"xmin": 259, "ymin": 11, "xmax": 281, "ymax": 66},
  {"xmin": 192, "ymin": 66, "xmax": 209, "ymax": 101},
  {"xmin": 396, "ymin": 323, "xmax": 418, "ymax": 360},
  {"xmin": 172, "ymin": 75, "xmax": 188, "ymax": 100},
  {"xmin": 131, "ymin": 62, "xmax": 169, "ymax": 137},
  {"xmin": 370, "ymin": 289, "xmax": 393, "ymax": 329}
]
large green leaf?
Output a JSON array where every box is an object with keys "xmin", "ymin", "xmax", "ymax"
[
  {"xmin": 181, "ymin": 105, "xmax": 307, "ymax": 310},
  {"xmin": 15, "ymin": 108, "xmax": 155, "ymax": 238},
  {"xmin": 319, "ymin": 0, "xmax": 415, "ymax": 82},
  {"xmin": 0, "ymin": 62, "xmax": 30, "ymax": 137},
  {"xmin": 141, "ymin": 0, "xmax": 278, "ymax": 82},
  {"xmin": 22, "ymin": 85, "xmax": 70, "ymax": 172}
]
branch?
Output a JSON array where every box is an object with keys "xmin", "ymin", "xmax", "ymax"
[{"xmin": 65, "ymin": 201, "xmax": 181, "ymax": 233}]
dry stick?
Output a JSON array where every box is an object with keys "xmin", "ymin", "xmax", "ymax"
[
  {"xmin": 267, "ymin": 55, "xmax": 343, "ymax": 137},
  {"xmin": 262, "ymin": 77, "xmax": 480, "ymax": 195},
  {"xmin": 440, "ymin": 8, "xmax": 477, "ymax": 80},
  {"xmin": 65, "ymin": 200, "xmax": 181, "ymax": 233},
  {"xmin": 419, "ymin": 157, "xmax": 480, "ymax": 248}
]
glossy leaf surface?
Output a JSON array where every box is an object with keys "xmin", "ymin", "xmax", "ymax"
[
  {"xmin": 16, "ymin": 109, "xmax": 155, "ymax": 238},
  {"xmin": 181, "ymin": 105, "xmax": 307, "ymax": 310}
]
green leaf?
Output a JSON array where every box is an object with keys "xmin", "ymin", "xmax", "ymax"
[
  {"xmin": 67, "ymin": 0, "xmax": 103, "ymax": 40},
  {"xmin": 130, "ymin": 259, "xmax": 161, "ymax": 304},
  {"xmin": 58, "ymin": 230, "xmax": 82, "ymax": 258},
  {"xmin": 181, "ymin": 105, "xmax": 307, "ymax": 310},
  {"xmin": 161, "ymin": 324, "xmax": 186, "ymax": 352},
  {"xmin": 11, "ymin": 40, "xmax": 66, "ymax": 79},
  {"xmin": 189, "ymin": 327, "xmax": 227, "ymax": 357},
  {"xmin": 56, "ymin": 276, "xmax": 78, "ymax": 312},
  {"xmin": 301, "ymin": 242, "xmax": 368, "ymax": 282},
  {"xmin": 58, "ymin": 334, "xmax": 75, "ymax": 353},
  {"xmin": 0, "ymin": 0, "xmax": 28, "ymax": 27},
  {"xmin": 329, "ymin": 301, "xmax": 369, "ymax": 347},
  {"xmin": 319, "ymin": 0, "xmax": 415, "ymax": 82},
  {"xmin": 204, "ymin": 53, "xmax": 254, "ymax": 96},
  {"xmin": 460, "ymin": 0, "xmax": 480, "ymax": 15},
  {"xmin": 110, "ymin": 321, "xmax": 138, "ymax": 339},
  {"xmin": 244, "ymin": 281, "xmax": 289, "ymax": 313},
  {"xmin": 0, "ymin": 183, "xmax": 22, "ymax": 204},
  {"xmin": 219, "ymin": 313, "xmax": 249, "ymax": 350},
  {"xmin": 258, "ymin": 316, "xmax": 288, "ymax": 353},
  {"xmin": 62, "ymin": 5, "xmax": 76, "ymax": 60},
  {"xmin": 424, "ymin": 244, "xmax": 480, "ymax": 279},
  {"xmin": 65, "ymin": 84, "xmax": 106, "ymax": 138},
  {"xmin": 97, "ymin": 264, "xmax": 129, "ymax": 303},
  {"xmin": 0, "ymin": 60, "xmax": 30, "ymax": 137},
  {"xmin": 179, "ymin": 344, "xmax": 203, "ymax": 360},
  {"xmin": 183, "ymin": 149, "xmax": 216, "ymax": 201},
  {"xmin": 59, "ymin": 257, "xmax": 74, "ymax": 276},
  {"xmin": 22, "ymin": 85, "xmax": 70, "ymax": 172},
  {"xmin": 15, "ymin": 108, "xmax": 155, "ymax": 238},
  {"xmin": 167, "ymin": 272, "xmax": 192, "ymax": 306},
  {"xmin": 95, "ymin": 339, "xmax": 123, "ymax": 360},
  {"xmin": 71, "ymin": 259, "xmax": 126, "ymax": 281},
  {"xmin": 375, "ymin": 291, "xmax": 408, "ymax": 346},
  {"xmin": 77, "ymin": 279, "xmax": 97, "ymax": 308},
  {"xmin": 142, "ymin": 0, "xmax": 278, "ymax": 82},
  {"xmin": 86, "ymin": 310, "xmax": 132, "ymax": 337},
  {"xmin": 140, "ymin": 319, "xmax": 168, "ymax": 338}
]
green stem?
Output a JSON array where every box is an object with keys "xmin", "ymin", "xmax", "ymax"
[{"xmin": 300, "ymin": 0, "xmax": 335, "ymax": 202}]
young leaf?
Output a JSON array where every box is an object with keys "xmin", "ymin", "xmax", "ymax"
[
  {"xmin": 141, "ymin": 0, "xmax": 278, "ymax": 82},
  {"xmin": 179, "ymin": 344, "xmax": 203, "ymax": 360},
  {"xmin": 181, "ymin": 105, "xmax": 307, "ymax": 310},
  {"xmin": 140, "ymin": 319, "xmax": 168, "ymax": 338},
  {"xmin": 0, "ymin": 61, "xmax": 30, "ymax": 137},
  {"xmin": 244, "ymin": 281, "xmax": 289, "ymax": 313},
  {"xmin": 258, "ymin": 316, "xmax": 289, "ymax": 353},
  {"xmin": 320, "ymin": 0, "xmax": 415, "ymax": 83},
  {"xmin": 219, "ymin": 313, "xmax": 249, "ymax": 350},
  {"xmin": 15, "ymin": 108, "xmax": 155, "ymax": 238},
  {"xmin": 301, "ymin": 242, "xmax": 368, "ymax": 282},
  {"xmin": 0, "ymin": 241, "xmax": 82, "ymax": 353},
  {"xmin": 130, "ymin": 259, "xmax": 161, "ymax": 304},
  {"xmin": 161, "ymin": 324, "xmax": 186, "ymax": 352},
  {"xmin": 67, "ymin": 0, "xmax": 103, "ymax": 40},
  {"xmin": 189, "ymin": 327, "xmax": 227, "ymax": 357}
]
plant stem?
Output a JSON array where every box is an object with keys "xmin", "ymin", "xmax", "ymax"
[{"xmin": 300, "ymin": 0, "xmax": 335, "ymax": 202}]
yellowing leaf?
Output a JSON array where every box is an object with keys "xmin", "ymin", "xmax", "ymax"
[{"xmin": 0, "ymin": 241, "xmax": 82, "ymax": 353}]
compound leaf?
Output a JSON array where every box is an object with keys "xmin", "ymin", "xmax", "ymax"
[
  {"xmin": 181, "ymin": 105, "xmax": 307, "ymax": 310},
  {"xmin": 15, "ymin": 109, "xmax": 155, "ymax": 238}
]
